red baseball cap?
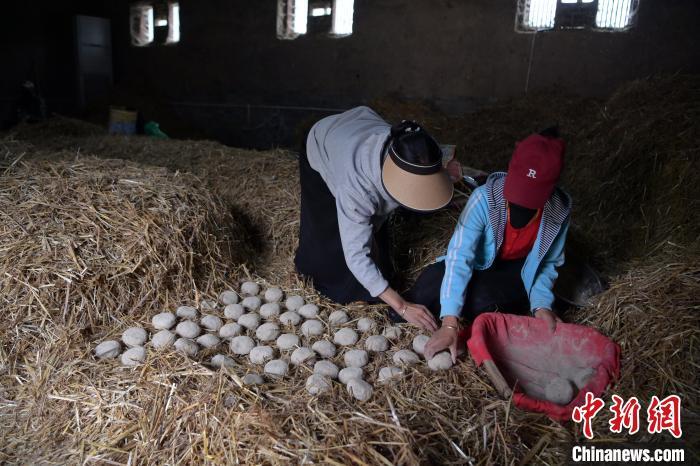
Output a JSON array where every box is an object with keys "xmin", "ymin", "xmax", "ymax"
[{"xmin": 503, "ymin": 134, "xmax": 565, "ymax": 209}]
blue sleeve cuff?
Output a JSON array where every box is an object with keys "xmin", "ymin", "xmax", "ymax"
[{"xmin": 439, "ymin": 302, "xmax": 462, "ymax": 319}]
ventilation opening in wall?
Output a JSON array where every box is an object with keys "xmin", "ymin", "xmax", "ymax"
[
  {"xmin": 277, "ymin": 0, "xmax": 354, "ymax": 39},
  {"xmin": 130, "ymin": 4, "xmax": 154, "ymax": 46},
  {"xmin": 515, "ymin": 0, "xmax": 639, "ymax": 32}
]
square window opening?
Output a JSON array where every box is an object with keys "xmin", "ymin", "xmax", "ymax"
[{"xmin": 130, "ymin": 4, "xmax": 154, "ymax": 46}]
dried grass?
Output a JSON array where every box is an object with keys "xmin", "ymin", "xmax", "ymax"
[{"xmin": 1, "ymin": 75, "xmax": 698, "ymax": 464}]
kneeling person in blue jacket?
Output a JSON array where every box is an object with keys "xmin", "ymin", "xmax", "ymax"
[{"xmin": 418, "ymin": 130, "xmax": 571, "ymax": 361}]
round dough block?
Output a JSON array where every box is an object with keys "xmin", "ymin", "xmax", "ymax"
[
  {"xmin": 121, "ymin": 346, "xmax": 146, "ymax": 366},
  {"xmin": 382, "ymin": 326, "xmax": 402, "ymax": 340},
  {"xmin": 328, "ymin": 310, "xmax": 349, "ymax": 326},
  {"xmin": 200, "ymin": 314, "xmax": 223, "ymax": 332},
  {"xmin": 357, "ymin": 317, "xmax": 376, "ymax": 333},
  {"xmin": 301, "ymin": 319, "xmax": 324, "ymax": 337},
  {"xmin": 95, "ymin": 340, "xmax": 121, "ymax": 359},
  {"xmin": 249, "ymin": 345, "xmax": 275, "ymax": 364},
  {"xmin": 256, "ymin": 322, "xmax": 280, "ymax": 342},
  {"xmin": 313, "ymin": 360, "xmax": 339, "ymax": 379},
  {"xmin": 241, "ymin": 296, "xmax": 262, "ymax": 312},
  {"xmin": 306, "ymin": 374, "xmax": 332, "ymax": 395},
  {"xmin": 298, "ymin": 303, "xmax": 319, "ymax": 319},
  {"xmin": 572, "ymin": 367, "xmax": 596, "ymax": 389},
  {"xmin": 174, "ymin": 338, "xmax": 199, "ymax": 357},
  {"xmin": 224, "ymin": 303, "xmax": 245, "ymax": 321},
  {"xmin": 238, "ymin": 313, "xmax": 261, "ymax": 331},
  {"xmin": 393, "ymin": 349, "xmax": 420, "ymax": 366},
  {"xmin": 312, "ymin": 340, "xmax": 336, "ymax": 359},
  {"xmin": 200, "ymin": 299, "xmax": 218, "ymax": 311},
  {"xmin": 412, "ymin": 334, "xmax": 430, "ymax": 355},
  {"xmin": 347, "ymin": 378, "xmax": 373, "ymax": 401},
  {"xmin": 333, "ymin": 328, "xmax": 359, "ymax": 346},
  {"xmin": 365, "ymin": 335, "xmax": 389, "ymax": 352},
  {"xmin": 338, "ymin": 367, "xmax": 363, "ymax": 385},
  {"xmin": 544, "ymin": 377, "xmax": 575, "ymax": 405},
  {"xmin": 151, "ymin": 312, "xmax": 176, "ymax": 330},
  {"xmin": 122, "ymin": 327, "xmax": 148, "ymax": 348},
  {"xmin": 264, "ymin": 287, "xmax": 284, "ymax": 303},
  {"xmin": 219, "ymin": 322, "xmax": 243, "ymax": 339},
  {"xmin": 285, "ymin": 295, "xmax": 305, "ymax": 312},
  {"xmin": 259, "ymin": 303, "xmax": 281, "ymax": 319},
  {"xmin": 230, "ymin": 336, "xmax": 255, "ymax": 355},
  {"xmin": 176, "ymin": 320, "xmax": 201, "ymax": 339},
  {"xmin": 196, "ymin": 333, "xmax": 221, "ymax": 349},
  {"xmin": 151, "ymin": 329, "xmax": 176, "ymax": 349},
  {"xmin": 240, "ymin": 281, "xmax": 260, "ymax": 296},
  {"xmin": 219, "ymin": 290, "xmax": 239, "ymax": 305},
  {"xmin": 378, "ymin": 366, "xmax": 404, "ymax": 383},
  {"xmin": 176, "ymin": 305, "xmax": 198, "ymax": 319},
  {"xmin": 211, "ymin": 353, "xmax": 235, "ymax": 369},
  {"xmin": 344, "ymin": 349, "xmax": 369, "ymax": 368},
  {"xmin": 290, "ymin": 347, "xmax": 316, "ymax": 366},
  {"xmin": 279, "ymin": 311, "xmax": 302, "ymax": 326},
  {"xmin": 242, "ymin": 373, "xmax": 265, "ymax": 386},
  {"xmin": 276, "ymin": 333, "xmax": 300, "ymax": 350},
  {"xmin": 264, "ymin": 359, "xmax": 289, "ymax": 377},
  {"xmin": 428, "ymin": 352, "xmax": 453, "ymax": 371}
]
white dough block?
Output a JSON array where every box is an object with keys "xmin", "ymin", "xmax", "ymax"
[
  {"xmin": 122, "ymin": 327, "xmax": 148, "ymax": 347},
  {"xmin": 249, "ymin": 345, "xmax": 275, "ymax": 364},
  {"xmin": 544, "ymin": 377, "xmax": 575, "ymax": 405},
  {"xmin": 196, "ymin": 333, "xmax": 221, "ymax": 348},
  {"xmin": 298, "ymin": 303, "xmax": 319, "ymax": 319},
  {"xmin": 151, "ymin": 330, "xmax": 176, "ymax": 349},
  {"xmin": 344, "ymin": 349, "xmax": 369, "ymax": 368},
  {"xmin": 238, "ymin": 313, "xmax": 261, "ymax": 330},
  {"xmin": 95, "ymin": 340, "xmax": 121, "ymax": 359},
  {"xmin": 572, "ymin": 368, "xmax": 596, "ymax": 389},
  {"xmin": 290, "ymin": 347, "xmax": 316, "ymax": 366},
  {"xmin": 312, "ymin": 340, "xmax": 336, "ymax": 358},
  {"xmin": 264, "ymin": 287, "xmax": 284, "ymax": 303},
  {"xmin": 176, "ymin": 305, "xmax": 198, "ymax": 319},
  {"xmin": 201, "ymin": 314, "xmax": 223, "ymax": 332},
  {"xmin": 174, "ymin": 338, "xmax": 199, "ymax": 357},
  {"xmin": 382, "ymin": 326, "xmax": 402, "ymax": 340},
  {"xmin": 306, "ymin": 374, "xmax": 332, "ymax": 395},
  {"xmin": 151, "ymin": 312, "xmax": 176, "ymax": 330},
  {"xmin": 121, "ymin": 346, "xmax": 146, "ymax": 366},
  {"xmin": 259, "ymin": 303, "xmax": 281, "ymax": 319},
  {"xmin": 364, "ymin": 335, "xmax": 389, "ymax": 352},
  {"xmin": 241, "ymin": 296, "xmax": 262, "ymax": 312},
  {"xmin": 313, "ymin": 360, "xmax": 339, "ymax": 379},
  {"xmin": 279, "ymin": 311, "xmax": 302, "ymax": 326},
  {"xmin": 338, "ymin": 367, "xmax": 363, "ymax": 385},
  {"xmin": 219, "ymin": 322, "xmax": 243, "ymax": 339},
  {"xmin": 285, "ymin": 295, "xmax": 305, "ymax": 311},
  {"xmin": 224, "ymin": 303, "xmax": 245, "ymax": 321},
  {"xmin": 428, "ymin": 352, "xmax": 453, "ymax": 371},
  {"xmin": 328, "ymin": 310, "xmax": 349, "ymax": 326},
  {"xmin": 378, "ymin": 366, "xmax": 403, "ymax": 383},
  {"xmin": 230, "ymin": 336, "xmax": 255, "ymax": 355},
  {"xmin": 347, "ymin": 378, "xmax": 373, "ymax": 401},
  {"xmin": 393, "ymin": 349, "xmax": 420, "ymax": 366},
  {"xmin": 356, "ymin": 317, "xmax": 376, "ymax": 332},
  {"xmin": 301, "ymin": 319, "xmax": 324, "ymax": 337},
  {"xmin": 240, "ymin": 281, "xmax": 260, "ymax": 296},
  {"xmin": 211, "ymin": 353, "xmax": 235, "ymax": 369},
  {"xmin": 333, "ymin": 328, "xmax": 359, "ymax": 346},
  {"xmin": 243, "ymin": 373, "xmax": 265, "ymax": 385},
  {"xmin": 176, "ymin": 320, "xmax": 201, "ymax": 339},
  {"xmin": 256, "ymin": 322, "xmax": 280, "ymax": 342},
  {"xmin": 264, "ymin": 359, "xmax": 289, "ymax": 377},
  {"xmin": 219, "ymin": 290, "xmax": 239, "ymax": 305},
  {"xmin": 412, "ymin": 334, "xmax": 430, "ymax": 355},
  {"xmin": 276, "ymin": 333, "xmax": 300, "ymax": 350}
]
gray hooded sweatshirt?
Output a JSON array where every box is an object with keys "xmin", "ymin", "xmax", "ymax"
[{"xmin": 306, "ymin": 106, "xmax": 399, "ymax": 297}]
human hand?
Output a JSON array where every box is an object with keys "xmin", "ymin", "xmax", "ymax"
[
  {"xmin": 397, "ymin": 302, "xmax": 438, "ymax": 332},
  {"xmin": 534, "ymin": 308, "xmax": 562, "ymax": 333},
  {"xmin": 424, "ymin": 321, "xmax": 459, "ymax": 363}
]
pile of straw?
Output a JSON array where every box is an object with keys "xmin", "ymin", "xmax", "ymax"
[{"xmin": 1, "ymin": 74, "xmax": 698, "ymax": 464}]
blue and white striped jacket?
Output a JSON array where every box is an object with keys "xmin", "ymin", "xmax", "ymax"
[{"xmin": 439, "ymin": 172, "xmax": 571, "ymax": 318}]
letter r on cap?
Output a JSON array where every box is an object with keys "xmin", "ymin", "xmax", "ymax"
[{"xmin": 527, "ymin": 169, "xmax": 537, "ymax": 179}]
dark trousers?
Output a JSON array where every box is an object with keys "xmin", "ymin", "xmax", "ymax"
[
  {"xmin": 402, "ymin": 257, "xmax": 531, "ymax": 321},
  {"xmin": 294, "ymin": 150, "xmax": 394, "ymax": 304}
]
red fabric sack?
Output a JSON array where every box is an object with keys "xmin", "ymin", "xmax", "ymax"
[{"xmin": 465, "ymin": 312, "xmax": 620, "ymax": 421}]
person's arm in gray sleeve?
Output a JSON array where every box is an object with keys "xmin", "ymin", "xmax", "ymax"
[{"xmin": 335, "ymin": 191, "xmax": 389, "ymax": 297}]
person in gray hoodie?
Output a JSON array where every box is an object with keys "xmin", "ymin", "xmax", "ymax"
[{"xmin": 295, "ymin": 106, "xmax": 459, "ymax": 331}]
